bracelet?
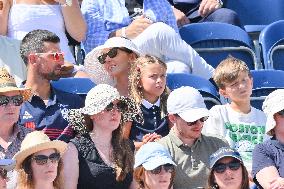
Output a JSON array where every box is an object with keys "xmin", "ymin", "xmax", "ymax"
[
  {"xmin": 217, "ymin": 0, "xmax": 223, "ymax": 7},
  {"xmin": 61, "ymin": 0, "xmax": 72, "ymax": 7},
  {"xmin": 121, "ymin": 27, "xmax": 127, "ymax": 38}
]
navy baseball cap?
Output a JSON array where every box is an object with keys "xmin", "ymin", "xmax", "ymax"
[{"xmin": 209, "ymin": 147, "xmax": 243, "ymax": 169}]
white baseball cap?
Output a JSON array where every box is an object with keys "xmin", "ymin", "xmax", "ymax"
[{"xmin": 167, "ymin": 86, "xmax": 209, "ymax": 122}]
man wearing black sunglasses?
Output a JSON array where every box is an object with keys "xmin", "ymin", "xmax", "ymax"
[
  {"xmin": 18, "ymin": 30, "xmax": 84, "ymax": 143},
  {"xmin": 158, "ymin": 86, "xmax": 229, "ymax": 189}
]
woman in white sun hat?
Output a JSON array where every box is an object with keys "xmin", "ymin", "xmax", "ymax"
[
  {"xmin": 83, "ymin": 37, "xmax": 140, "ymax": 96},
  {"xmin": 13, "ymin": 131, "xmax": 67, "ymax": 189},
  {"xmin": 63, "ymin": 84, "xmax": 135, "ymax": 189},
  {"xmin": 252, "ymin": 89, "xmax": 284, "ymax": 189}
]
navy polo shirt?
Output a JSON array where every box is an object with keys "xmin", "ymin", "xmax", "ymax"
[
  {"xmin": 19, "ymin": 86, "xmax": 83, "ymax": 143},
  {"xmin": 130, "ymin": 99, "xmax": 169, "ymax": 142}
]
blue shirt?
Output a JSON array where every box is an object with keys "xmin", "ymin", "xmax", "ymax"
[
  {"xmin": 19, "ymin": 87, "xmax": 83, "ymax": 143},
  {"xmin": 81, "ymin": 0, "xmax": 179, "ymax": 53}
]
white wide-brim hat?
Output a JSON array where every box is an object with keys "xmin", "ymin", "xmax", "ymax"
[
  {"xmin": 13, "ymin": 131, "xmax": 67, "ymax": 170},
  {"xmin": 80, "ymin": 84, "xmax": 121, "ymax": 115},
  {"xmin": 262, "ymin": 89, "xmax": 284, "ymax": 136},
  {"xmin": 84, "ymin": 37, "xmax": 141, "ymax": 86}
]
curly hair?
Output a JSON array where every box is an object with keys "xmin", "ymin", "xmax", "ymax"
[
  {"xmin": 129, "ymin": 55, "xmax": 170, "ymax": 117},
  {"xmin": 17, "ymin": 149, "xmax": 63, "ymax": 189}
]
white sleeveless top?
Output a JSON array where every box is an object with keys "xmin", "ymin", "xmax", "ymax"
[{"xmin": 7, "ymin": 1, "xmax": 75, "ymax": 63}]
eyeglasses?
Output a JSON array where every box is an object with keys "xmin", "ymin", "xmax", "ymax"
[
  {"xmin": 185, "ymin": 117, "xmax": 208, "ymax": 126},
  {"xmin": 35, "ymin": 52, "xmax": 64, "ymax": 62},
  {"xmin": 0, "ymin": 95, "xmax": 23, "ymax": 106},
  {"xmin": 97, "ymin": 47, "xmax": 133, "ymax": 64},
  {"xmin": 32, "ymin": 152, "xmax": 60, "ymax": 165},
  {"xmin": 213, "ymin": 161, "xmax": 241, "ymax": 173},
  {"xmin": 0, "ymin": 169, "xmax": 7, "ymax": 179},
  {"xmin": 150, "ymin": 164, "xmax": 175, "ymax": 174},
  {"xmin": 278, "ymin": 109, "xmax": 284, "ymax": 117},
  {"xmin": 105, "ymin": 101, "xmax": 127, "ymax": 112}
]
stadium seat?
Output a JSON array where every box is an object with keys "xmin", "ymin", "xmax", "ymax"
[
  {"xmin": 179, "ymin": 22, "xmax": 258, "ymax": 70},
  {"xmin": 226, "ymin": 0, "xmax": 284, "ymax": 33},
  {"xmin": 251, "ymin": 69, "xmax": 284, "ymax": 110},
  {"xmin": 51, "ymin": 78, "xmax": 95, "ymax": 98},
  {"xmin": 259, "ymin": 20, "xmax": 284, "ymax": 70},
  {"xmin": 166, "ymin": 73, "xmax": 221, "ymax": 109}
]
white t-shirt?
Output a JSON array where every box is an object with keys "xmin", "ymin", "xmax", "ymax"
[{"xmin": 203, "ymin": 104, "xmax": 267, "ymax": 170}]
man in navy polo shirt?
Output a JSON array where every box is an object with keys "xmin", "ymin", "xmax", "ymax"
[{"xmin": 18, "ymin": 29, "xmax": 83, "ymax": 142}]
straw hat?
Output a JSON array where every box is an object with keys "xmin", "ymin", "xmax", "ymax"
[
  {"xmin": 13, "ymin": 131, "xmax": 67, "ymax": 169},
  {"xmin": 262, "ymin": 89, "xmax": 284, "ymax": 135},
  {"xmin": 0, "ymin": 67, "xmax": 31, "ymax": 101},
  {"xmin": 81, "ymin": 84, "xmax": 120, "ymax": 115},
  {"xmin": 84, "ymin": 37, "xmax": 141, "ymax": 86}
]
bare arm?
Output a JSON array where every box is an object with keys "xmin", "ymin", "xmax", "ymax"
[
  {"xmin": 171, "ymin": 6, "xmax": 190, "ymax": 28},
  {"xmin": 256, "ymin": 166, "xmax": 282, "ymax": 189},
  {"xmin": 0, "ymin": 0, "xmax": 11, "ymax": 35},
  {"xmin": 60, "ymin": 0, "xmax": 86, "ymax": 42},
  {"xmin": 63, "ymin": 142, "xmax": 79, "ymax": 189}
]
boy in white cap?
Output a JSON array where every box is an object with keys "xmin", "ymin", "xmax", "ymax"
[
  {"xmin": 158, "ymin": 86, "xmax": 228, "ymax": 189},
  {"xmin": 203, "ymin": 56, "xmax": 266, "ymax": 176},
  {"xmin": 252, "ymin": 89, "xmax": 284, "ymax": 189}
]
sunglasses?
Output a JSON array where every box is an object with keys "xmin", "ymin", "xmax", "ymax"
[
  {"xmin": 0, "ymin": 169, "xmax": 7, "ymax": 179},
  {"xmin": 186, "ymin": 117, "xmax": 208, "ymax": 126},
  {"xmin": 213, "ymin": 161, "xmax": 241, "ymax": 174},
  {"xmin": 150, "ymin": 164, "xmax": 175, "ymax": 175},
  {"xmin": 32, "ymin": 152, "xmax": 60, "ymax": 165},
  {"xmin": 105, "ymin": 101, "xmax": 127, "ymax": 112},
  {"xmin": 0, "ymin": 95, "xmax": 23, "ymax": 106},
  {"xmin": 278, "ymin": 109, "xmax": 284, "ymax": 117},
  {"xmin": 35, "ymin": 52, "xmax": 64, "ymax": 62},
  {"xmin": 97, "ymin": 47, "xmax": 133, "ymax": 64}
]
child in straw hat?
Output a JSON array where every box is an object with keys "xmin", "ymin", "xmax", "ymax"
[{"xmin": 13, "ymin": 131, "xmax": 67, "ymax": 189}]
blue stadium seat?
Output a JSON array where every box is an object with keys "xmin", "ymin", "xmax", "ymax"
[
  {"xmin": 251, "ymin": 69, "xmax": 284, "ymax": 110},
  {"xmin": 259, "ymin": 20, "xmax": 284, "ymax": 70},
  {"xmin": 166, "ymin": 73, "xmax": 221, "ymax": 109},
  {"xmin": 179, "ymin": 22, "xmax": 258, "ymax": 70},
  {"xmin": 51, "ymin": 78, "xmax": 95, "ymax": 98},
  {"xmin": 226, "ymin": 0, "xmax": 284, "ymax": 33}
]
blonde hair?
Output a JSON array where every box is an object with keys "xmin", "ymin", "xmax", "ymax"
[
  {"xmin": 17, "ymin": 149, "xmax": 63, "ymax": 189},
  {"xmin": 213, "ymin": 56, "xmax": 251, "ymax": 89},
  {"xmin": 129, "ymin": 55, "xmax": 170, "ymax": 117}
]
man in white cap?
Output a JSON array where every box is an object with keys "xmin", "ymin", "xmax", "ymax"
[{"xmin": 158, "ymin": 86, "xmax": 229, "ymax": 189}]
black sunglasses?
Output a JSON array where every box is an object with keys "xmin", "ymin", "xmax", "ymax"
[
  {"xmin": 150, "ymin": 164, "xmax": 175, "ymax": 175},
  {"xmin": 175, "ymin": 114, "xmax": 208, "ymax": 126},
  {"xmin": 105, "ymin": 101, "xmax": 127, "ymax": 112},
  {"xmin": 32, "ymin": 152, "xmax": 61, "ymax": 165},
  {"xmin": 0, "ymin": 95, "xmax": 23, "ymax": 106},
  {"xmin": 0, "ymin": 168, "xmax": 7, "ymax": 179},
  {"xmin": 213, "ymin": 161, "xmax": 241, "ymax": 173},
  {"xmin": 97, "ymin": 47, "xmax": 133, "ymax": 64}
]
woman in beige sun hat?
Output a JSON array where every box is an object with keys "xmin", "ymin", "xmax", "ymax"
[
  {"xmin": 13, "ymin": 131, "xmax": 67, "ymax": 189},
  {"xmin": 252, "ymin": 89, "xmax": 284, "ymax": 189}
]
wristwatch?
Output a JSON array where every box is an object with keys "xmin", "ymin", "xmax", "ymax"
[{"xmin": 217, "ymin": 0, "xmax": 223, "ymax": 7}]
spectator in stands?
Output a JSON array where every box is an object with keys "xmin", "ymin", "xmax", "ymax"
[
  {"xmin": 168, "ymin": 0, "xmax": 241, "ymax": 28},
  {"xmin": 252, "ymin": 89, "xmax": 284, "ymax": 189},
  {"xmin": 0, "ymin": 0, "xmax": 86, "ymax": 64},
  {"xmin": 203, "ymin": 56, "xmax": 266, "ymax": 178},
  {"xmin": 208, "ymin": 147, "xmax": 250, "ymax": 189},
  {"xmin": 127, "ymin": 55, "xmax": 171, "ymax": 149},
  {"xmin": 158, "ymin": 86, "xmax": 229, "ymax": 188},
  {"xmin": 0, "ymin": 67, "xmax": 31, "ymax": 159},
  {"xmin": 0, "ymin": 159, "xmax": 16, "ymax": 189},
  {"xmin": 0, "ymin": 36, "xmax": 26, "ymax": 86},
  {"xmin": 63, "ymin": 84, "xmax": 135, "ymax": 189},
  {"xmin": 134, "ymin": 142, "xmax": 176, "ymax": 189},
  {"xmin": 18, "ymin": 29, "xmax": 83, "ymax": 142},
  {"xmin": 13, "ymin": 131, "xmax": 67, "ymax": 189},
  {"xmin": 81, "ymin": 1, "xmax": 214, "ymax": 78}
]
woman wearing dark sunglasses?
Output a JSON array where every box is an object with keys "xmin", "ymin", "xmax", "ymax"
[
  {"xmin": 252, "ymin": 89, "xmax": 284, "ymax": 189},
  {"xmin": 133, "ymin": 142, "xmax": 176, "ymax": 189},
  {"xmin": 207, "ymin": 147, "xmax": 249, "ymax": 189},
  {"xmin": 63, "ymin": 84, "xmax": 135, "ymax": 189},
  {"xmin": 13, "ymin": 131, "xmax": 67, "ymax": 189}
]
